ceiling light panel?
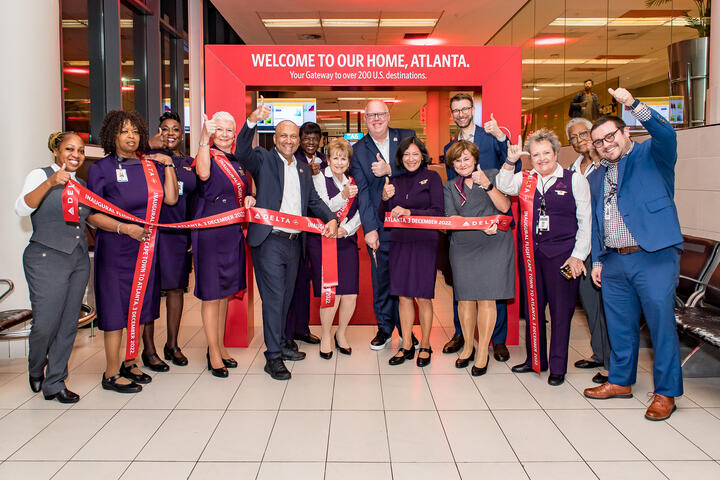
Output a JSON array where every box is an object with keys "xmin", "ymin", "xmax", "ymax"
[
  {"xmin": 262, "ymin": 18, "xmax": 321, "ymax": 28},
  {"xmin": 379, "ymin": 18, "xmax": 438, "ymax": 27},
  {"xmin": 321, "ymin": 19, "xmax": 378, "ymax": 27}
]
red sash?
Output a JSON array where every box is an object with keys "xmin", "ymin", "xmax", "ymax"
[
  {"xmin": 518, "ymin": 171, "xmax": 541, "ymax": 373},
  {"xmin": 383, "ymin": 213, "xmax": 512, "ymax": 231},
  {"xmin": 210, "ymin": 148, "xmax": 244, "ymax": 208},
  {"xmin": 320, "ymin": 177, "xmax": 357, "ymax": 309}
]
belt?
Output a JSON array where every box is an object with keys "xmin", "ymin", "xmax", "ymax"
[
  {"xmin": 271, "ymin": 230, "xmax": 301, "ymax": 240},
  {"xmin": 609, "ymin": 245, "xmax": 639, "ymax": 255}
]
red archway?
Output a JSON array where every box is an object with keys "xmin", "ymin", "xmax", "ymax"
[{"xmin": 205, "ymin": 45, "xmax": 522, "ymax": 346}]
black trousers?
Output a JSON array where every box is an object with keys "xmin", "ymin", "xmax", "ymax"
[{"xmin": 251, "ymin": 233, "xmax": 302, "ymax": 360}]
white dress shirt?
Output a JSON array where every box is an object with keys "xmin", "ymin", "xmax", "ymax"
[
  {"xmin": 569, "ymin": 155, "xmax": 598, "ymax": 178},
  {"xmin": 371, "ymin": 133, "xmax": 390, "ymax": 164},
  {"xmin": 276, "ymin": 150, "xmax": 302, "ymax": 234},
  {"xmin": 15, "ymin": 164, "xmax": 77, "ymax": 217},
  {"xmin": 496, "ymin": 163, "xmax": 591, "ymax": 261},
  {"xmin": 313, "ymin": 167, "xmax": 361, "ymax": 237}
]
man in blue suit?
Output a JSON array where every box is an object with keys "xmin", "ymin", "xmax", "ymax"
[
  {"xmin": 236, "ymin": 99, "xmax": 338, "ymax": 380},
  {"xmin": 583, "ymin": 88, "xmax": 683, "ymax": 421},
  {"xmin": 441, "ymin": 93, "xmax": 512, "ymax": 362},
  {"xmin": 351, "ymin": 100, "xmax": 416, "ymax": 349}
]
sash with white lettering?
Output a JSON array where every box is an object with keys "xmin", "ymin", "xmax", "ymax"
[
  {"xmin": 320, "ymin": 177, "xmax": 357, "ymax": 309},
  {"xmin": 518, "ymin": 171, "xmax": 541, "ymax": 374},
  {"xmin": 209, "ymin": 148, "xmax": 244, "ymax": 208},
  {"xmin": 383, "ymin": 213, "xmax": 512, "ymax": 231}
]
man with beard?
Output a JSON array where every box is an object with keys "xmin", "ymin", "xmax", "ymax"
[
  {"xmin": 569, "ymin": 79, "xmax": 601, "ymax": 121},
  {"xmin": 583, "ymin": 88, "xmax": 683, "ymax": 421},
  {"xmin": 440, "ymin": 93, "xmax": 512, "ymax": 363}
]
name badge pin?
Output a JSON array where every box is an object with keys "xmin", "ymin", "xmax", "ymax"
[{"xmin": 116, "ymin": 168, "xmax": 128, "ymax": 183}]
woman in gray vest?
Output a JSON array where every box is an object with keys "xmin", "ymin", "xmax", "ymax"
[{"xmin": 14, "ymin": 132, "xmax": 91, "ymax": 403}]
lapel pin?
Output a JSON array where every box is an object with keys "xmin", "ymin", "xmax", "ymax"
[
  {"xmin": 393, "ymin": 137, "xmax": 398, "ymax": 142},
  {"xmin": 299, "ymin": 168, "xmax": 304, "ymax": 173}
]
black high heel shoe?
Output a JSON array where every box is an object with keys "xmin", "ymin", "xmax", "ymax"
[
  {"xmin": 471, "ymin": 355, "xmax": 490, "ymax": 377},
  {"xmin": 388, "ymin": 345, "xmax": 415, "ymax": 365},
  {"xmin": 206, "ymin": 349, "xmax": 228, "ymax": 378},
  {"xmin": 334, "ymin": 334, "xmax": 352, "ymax": 355},
  {"xmin": 222, "ymin": 356, "xmax": 238, "ymax": 368},
  {"xmin": 163, "ymin": 344, "xmax": 188, "ymax": 366},
  {"xmin": 416, "ymin": 347, "xmax": 433, "ymax": 367},
  {"xmin": 319, "ymin": 350, "xmax": 333, "ymax": 360},
  {"xmin": 455, "ymin": 348, "xmax": 476, "ymax": 369}
]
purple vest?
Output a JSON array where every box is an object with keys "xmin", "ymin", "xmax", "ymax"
[
  {"xmin": 325, "ymin": 175, "xmax": 358, "ymax": 229},
  {"xmin": 530, "ymin": 169, "xmax": 577, "ymax": 258}
]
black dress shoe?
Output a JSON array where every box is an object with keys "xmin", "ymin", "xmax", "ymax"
[
  {"xmin": 443, "ymin": 333, "xmax": 464, "ymax": 354},
  {"xmin": 141, "ymin": 351, "xmax": 170, "ymax": 372},
  {"xmin": 264, "ymin": 358, "xmax": 291, "ymax": 380},
  {"xmin": 206, "ymin": 351, "xmax": 229, "ymax": 378},
  {"xmin": 294, "ymin": 333, "xmax": 321, "ymax": 344},
  {"xmin": 334, "ymin": 334, "xmax": 352, "ymax": 355},
  {"xmin": 416, "ymin": 347, "xmax": 432, "ymax": 367},
  {"xmin": 370, "ymin": 330, "xmax": 392, "ymax": 350},
  {"xmin": 493, "ymin": 344, "xmax": 510, "ymax": 362},
  {"xmin": 44, "ymin": 388, "xmax": 79, "ymax": 403},
  {"xmin": 389, "ymin": 346, "xmax": 415, "ymax": 366},
  {"xmin": 455, "ymin": 348, "xmax": 476, "ymax": 369},
  {"xmin": 163, "ymin": 344, "xmax": 188, "ymax": 366},
  {"xmin": 282, "ymin": 347, "xmax": 306, "ymax": 361},
  {"xmin": 400, "ymin": 333, "xmax": 420, "ymax": 346},
  {"xmin": 29, "ymin": 374, "xmax": 43, "ymax": 393},
  {"xmin": 471, "ymin": 356, "xmax": 490, "ymax": 377},
  {"xmin": 511, "ymin": 363, "xmax": 539, "ymax": 373},
  {"xmin": 548, "ymin": 373, "xmax": 565, "ymax": 386},
  {"xmin": 119, "ymin": 363, "xmax": 152, "ymax": 384},
  {"xmin": 222, "ymin": 357, "xmax": 238, "ymax": 368},
  {"xmin": 101, "ymin": 373, "xmax": 142, "ymax": 393},
  {"xmin": 592, "ymin": 372, "xmax": 609, "ymax": 384},
  {"xmin": 319, "ymin": 350, "xmax": 333, "ymax": 360},
  {"xmin": 574, "ymin": 359, "xmax": 603, "ymax": 369},
  {"xmin": 285, "ymin": 339, "xmax": 299, "ymax": 352}
]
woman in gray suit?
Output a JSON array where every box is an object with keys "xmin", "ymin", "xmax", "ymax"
[{"xmin": 14, "ymin": 132, "xmax": 91, "ymax": 402}]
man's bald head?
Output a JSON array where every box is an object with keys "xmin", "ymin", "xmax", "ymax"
[{"xmin": 274, "ymin": 120, "xmax": 300, "ymax": 161}]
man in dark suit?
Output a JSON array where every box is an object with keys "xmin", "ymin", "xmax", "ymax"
[
  {"xmin": 440, "ymin": 93, "xmax": 512, "ymax": 362},
  {"xmin": 583, "ymin": 88, "xmax": 683, "ymax": 421},
  {"xmin": 235, "ymin": 100, "xmax": 338, "ymax": 380},
  {"xmin": 351, "ymin": 100, "xmax": 415, "ymax": 349},
  {"xmin": 284, "ymin": 122, "xmax": 327, "ymax": 350}
]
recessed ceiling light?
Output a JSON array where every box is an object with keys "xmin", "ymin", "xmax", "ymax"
[
  {"xmin": 379, "ymin": 18, "xmax": 438, "ymax": 27},
  {"xmin": 262, "ymin": 18, "xmax": 321, "ymax": 28},
  {"xmin": 534, "ymin": 37, "xmax": 567, "ymax": 46},
  {"xmin": 321, "ymin": 19, "xmax": 378, "ymax": 27}
]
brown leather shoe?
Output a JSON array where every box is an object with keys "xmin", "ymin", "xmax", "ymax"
[
  {"xmin": 583, "ymin": 382, "xmax": 633, "ymax": 399},
  {"xmin": 645, "ymin": 394, "xmax": 676, "ymax": 421},
  {"xmin": 493, "ymin": 343, "xmax": 510, "ymax": 362},
  {"xmin": 442, "ymin": 334, "xmax": 464, "ymax": 354}
]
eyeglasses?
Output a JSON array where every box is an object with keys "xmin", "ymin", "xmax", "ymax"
[
  {"xmin": 450, "ymin": 106, "xmax": 472, "ymax": 115},
  {"xmin": 592, "ymin": 127, "xmax": 622, "ymax": 148},
  {"xmin": 365, "ymin": 112, "xmax": 389, "ymax": 120},
  {"xmin": 569, "ymin": 130, "xmax": 590, "ymax": 144}
]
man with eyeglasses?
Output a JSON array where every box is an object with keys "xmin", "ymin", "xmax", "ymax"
[
  {"xmin": 583, "ymin": 88, "xmax": 683, "ymax": 422},
  {"xmin": 351, "ymin": 100, "xmax": 416, "ymax": 350},
  {"xmin": 440, "ymin": 93, "xmax": 513, "ymax": 363},
  {"xmin": 565, "ymin": 118, "xmax": 609, "ymax": 385}
]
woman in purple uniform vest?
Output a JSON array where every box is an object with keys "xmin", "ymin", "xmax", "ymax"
[
  {"xmin": 496, "ymin": 129, "xmax": 591, "ymax": 386},
  {"xmin": 141, "ymin": 112, "xmax": 197, "ymax": 371},
  {"xmin": 87, "ymin": 110, "xmax": 179, "ymax": 394},
  {"xmin": 193, "ymin": 112, "xmax": 256, "ymax": 378},
  {"xmin": 380, "ymin": 137, "xmax": 444, "ymax": 367},
  {"xmin": 307, "ymin": 138, "xmax": 360, "ymax": 358}
]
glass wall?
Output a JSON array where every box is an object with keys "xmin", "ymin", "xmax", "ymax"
[
  {"xmin": 487, "ymin": 0, "xmax": 710, "ymax": 143},
  {"xmin": 60, "ymin": 1, "xmax": 91, "ymax": 142}
]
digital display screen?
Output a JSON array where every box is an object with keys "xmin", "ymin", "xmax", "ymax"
[{"xmin": 257, "ymin": 98, "xmax": 317, "ymax": 132}]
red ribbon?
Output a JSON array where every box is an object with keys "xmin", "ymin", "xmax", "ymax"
[
  {"xmin": 383, "ymin": 213, "xmax": 512, "ymax": 231},
  {"xmin": 209, "ymin": 149, "xmax": 244, "ymax": 208},
  {"xmin": 518, "ymin": 171, "xmax": 541, "ymax": 374}
]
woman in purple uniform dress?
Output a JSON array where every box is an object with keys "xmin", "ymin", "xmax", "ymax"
[
  {"xmin": 307, "ymin": 138, "xmax": 360, "ymax": 359},
  {"xmin": 193, "ymin": 112, "xmax": 256, "ymax": 378},
  {"xmin": 141, "ymin": 112, "xmax": 197, "ymax": 371},
  {"xmin": 380, "ymin": 137, "xmax": 444, "ymax": 367},
  {"xmin": 87, "ymin": 110, "xmax": 178, "ymax": 394}
]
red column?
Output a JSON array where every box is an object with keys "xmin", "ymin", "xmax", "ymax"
[{"xmin": 425, "ymin": 90, "xmax": 450, "ymax": 163}]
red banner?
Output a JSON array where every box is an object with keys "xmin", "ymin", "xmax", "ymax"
[
  {"xmin": 518, "ymin": 171, "xmax": 541, "ymax": 374},
  {"xmin": 210, "ymin": 149, "xmax": 244, "ymax": 208},
  {"xmin": 383, "ymin": 213, "xmax": 512, "ymax": 231}
]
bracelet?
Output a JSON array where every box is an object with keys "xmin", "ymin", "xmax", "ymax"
[
  {"xmin": 116, "ymin": 223, "xmax": 122, "ymax": 234},
  {"xmin": 199, "ymin": 141, "xmax": 209, "ymax": 147},
  {"xmin": 504, "ymin": 159, "xmax": 516, "ymax": 167},
  {"xmin": 482, "ymin": 183, "xmax": 494, "ymax": 192}
]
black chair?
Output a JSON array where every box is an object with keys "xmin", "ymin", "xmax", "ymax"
[{"xmin": 675, "ymin": 235, "xmax": 719, "ymax": 307}]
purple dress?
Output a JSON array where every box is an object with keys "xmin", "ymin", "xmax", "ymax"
[
  {"xmin": 307, "ymin": 174, "xmax": 360, "ymax": 297},
  {"xmin": 88, "ymin": 154, "xmax": 166, "ymax": 331},
  {"xmin": 191, "ymin": 147, "xmax": 249, "ymax": 300},
  {"xmin": 380, "ymin": 168, "xmax": 444, "ymax": 299},
  {"xmin": 156, "ymin": 152, "xmax": 197, "ymax": 290}
]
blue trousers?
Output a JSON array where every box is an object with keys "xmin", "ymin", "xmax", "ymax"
[
  {"xmin": 285, "ymin": 256, "xmax": 312, "ymax": 340},
  {"xmin": 367, "ymin": 238, "xmax": 400, "ymax": 335},
  {"xmin": 601, "ymin": 246, "xmax": 683, "ymax": 397},
  {"xmin": 452, "ymin": 298, "xmax": 508, "ymax": 344}
]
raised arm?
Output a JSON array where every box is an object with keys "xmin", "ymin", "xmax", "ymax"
[
  {"xmin": 195, "ymin": 114, "xmax": 215, "ymax": 181},
  {"xmin": 234, "ymin": 97, "xmax": 272, "ymax": 177},
  {"xmin": 15, "ymin": 167, "xmax": 70, "ymax": 216}
]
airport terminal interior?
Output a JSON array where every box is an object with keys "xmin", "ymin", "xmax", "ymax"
[{"xmin": 1, "ymin": 0, "xmax": 720, "ymax": 479}]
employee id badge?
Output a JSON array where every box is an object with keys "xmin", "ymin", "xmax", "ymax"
[
  {"xmin": 178, "ymin": 180, "xmax": 184, "ymax": 196},
  {"xmin": 537, "ymin": 214, "xmax": 550, "ymax": 232},
  {"xmin": 116, "ymin": 168, "xmax": 128, "ymax": 183}
]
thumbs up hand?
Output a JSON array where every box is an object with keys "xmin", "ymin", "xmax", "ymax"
[
  {"xmin": 201, "ymin": 113, "xmax": 216, "ymax": 142},
  {"xmin": 249, "ymin": 95, "xmax": 272, "ymax": 123},
  {"xmin": 472, "ymin": 163, "xmax": 490, "ymax": 188},
  {"xmin": 49, "ymin": 163, "xmax": 71, "ymax": 186},
  {"xmin": 381, "ymin": 176, "xmax": 395, "ymax": 201},
  {"xmin": 608, "ymin": 87, "xmax": 635, "ymax": 107},
  {"xmin": 484, "ymin": 112, "xmax": 505, "ymax": 140},
  {"xmin": 371, "ymin": 152, "xmax": 391, "ymax": 177}
]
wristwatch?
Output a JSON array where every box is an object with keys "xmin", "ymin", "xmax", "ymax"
[
  {"xmin": 482, "ymin": 183, "xmax": 494, "ymax": 192},
  {"xmin": 199, "ymin": 141, "xmax": 209, "ymax": 147},
  {"xmin": 630, "ymin": 98, "xmax": 641, "ymax": 110}
]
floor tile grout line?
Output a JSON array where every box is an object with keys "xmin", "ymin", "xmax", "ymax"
[
  {"xmin": 321, "ymin": 333, "xmax": 340, "ymax": 480},
  {"xmin": 375, "ymin": 340, "xmax": 395, "ymax": 480}
]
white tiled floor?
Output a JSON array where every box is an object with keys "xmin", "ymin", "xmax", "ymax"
[{"xmin": 1, "ymin": 275, "xmax": 719, "ymax": 479}]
